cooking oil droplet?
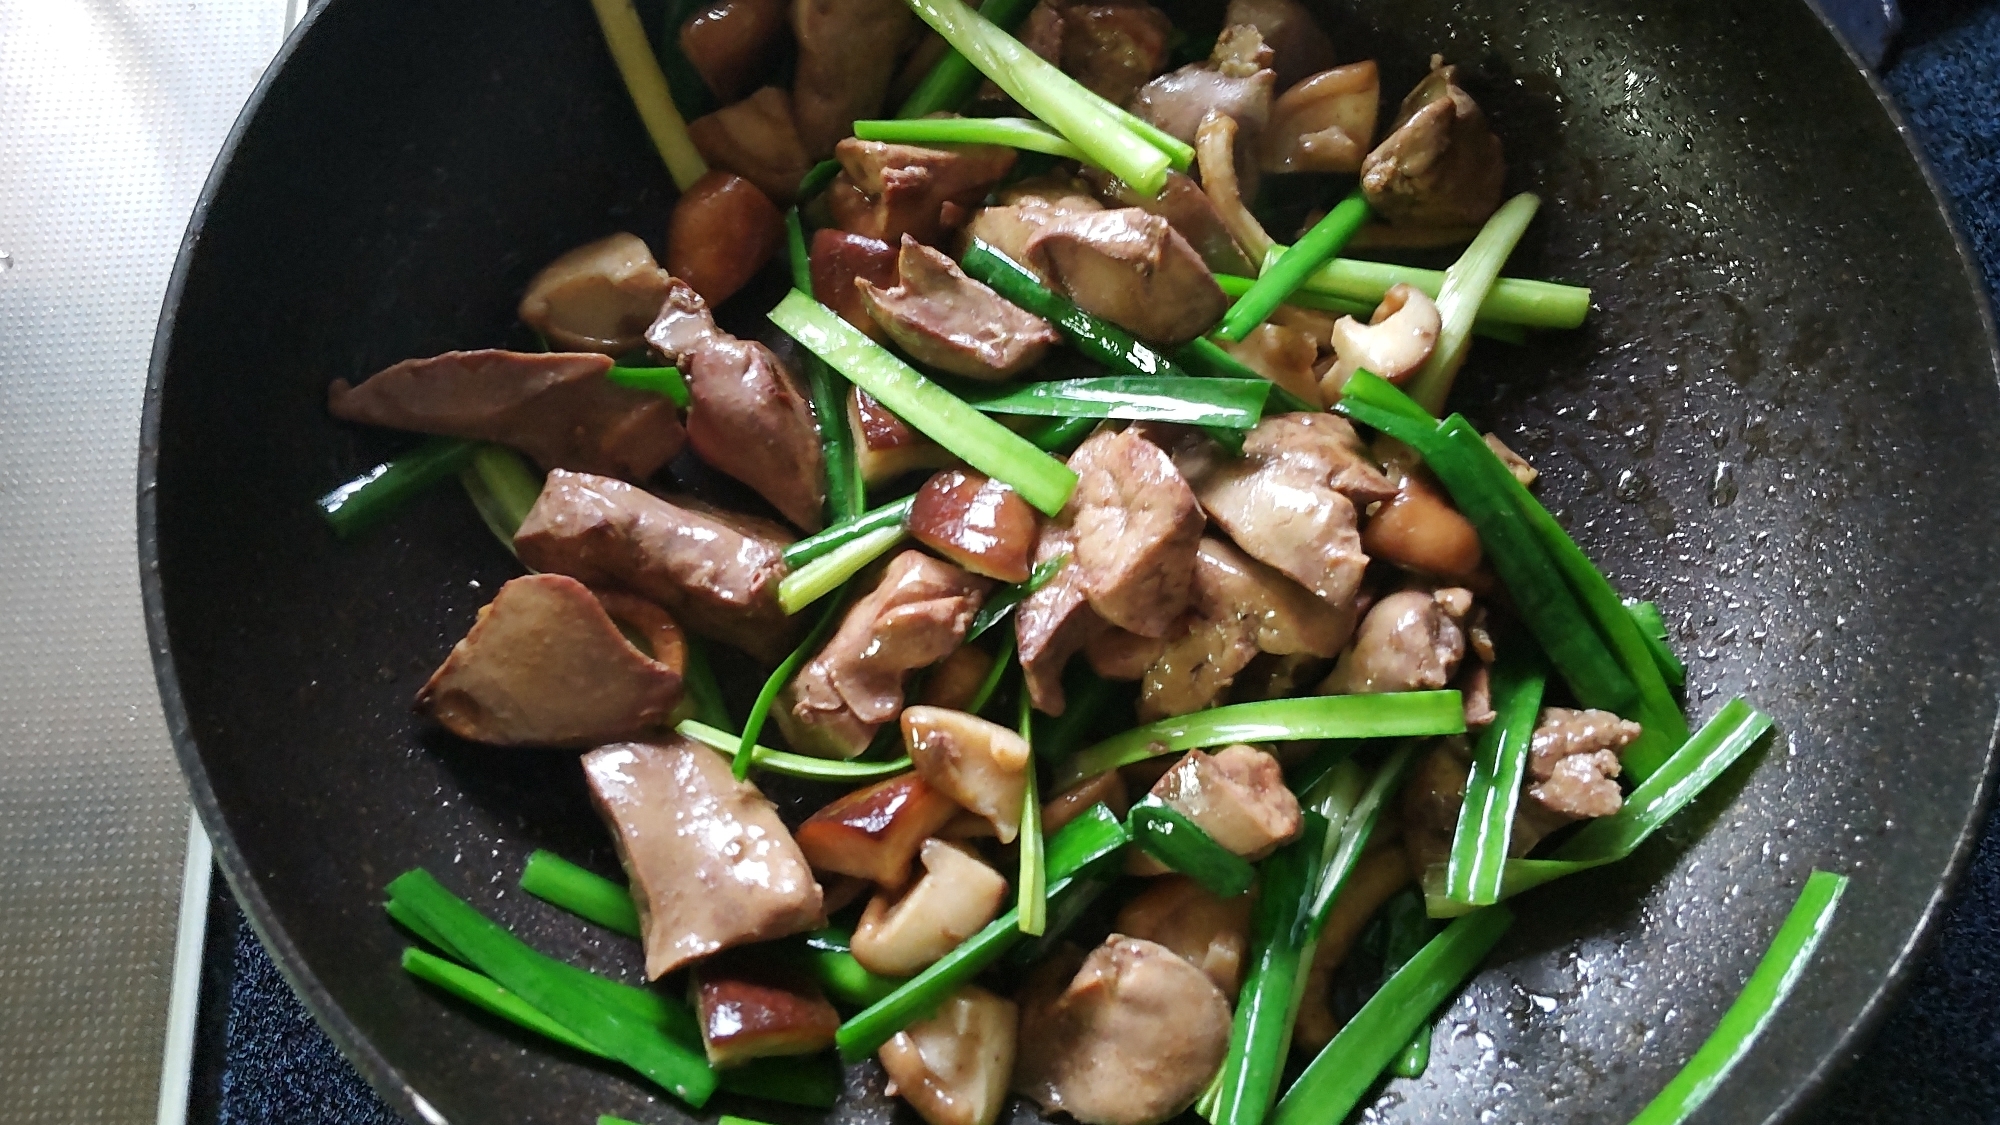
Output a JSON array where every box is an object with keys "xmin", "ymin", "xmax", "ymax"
[
  {"xmin": 1709, "ymin": 461, "xmax": 1738, "ymax": 507},
  {"xmin": 0, "ymin": 250, "xmax": 13, "ymax": 271},
  {"xmin": 1614, "ymin": 468, "xmax": 1651, "ymax": 502}
]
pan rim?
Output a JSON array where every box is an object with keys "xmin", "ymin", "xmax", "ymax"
[{"xmin": 134, "ymin": 1, "xmax": 2000, "ymax": 1122}]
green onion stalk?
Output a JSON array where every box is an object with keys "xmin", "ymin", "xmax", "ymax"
[
  {"xmin": 677, "ymin": 718, "xmax": 913, "ymax": 781},
  {"xmin": 778, "ymin": 516, "xmax": 908, "ymax": 615},
  {"xmin": 1017, "ymin": 691, "xmax": 1047, "ymax": 934},
  {"xmin": 784, "ymin": 495, "xmax": 917, "ymax": 569},
  {"xmin": 855, "ymin": 117, "xmax": 1086, "ymax": 160},
  {"xmin": 1215, "ymin": 188, "xmax": 1370, "ymax": 342},
  {"xmin": 786, "ymin": 207, "xmax": 865, "ymax": 523},
  {"xmin": 519, "ymin": 850, "xmax": 641, "ymax": 937},
  {"xmin": 459, "ymin": 444, "xmax": 545, "ymax": 552},
  {"xmin": 1211, "ymin": 274, "xmax": 1529, "ymax": 346},
  {"xmin": 585, "ymin": 0, "xmax": 707, "ymax": 190},
  {"xmin": 1443, "ymin": 642, "xmax": 1548, "ymax": 906},
  {"xmin": 735, "ymin": 589, "xmax": 854, "ymax": 778},
  {"xmin": 606, "ymin": 364, "xmax": 690, "ymax": 406},
  {"xmin": 895, "ymin": 0, "xmax": 1041, "ymax": 118},
  {"xmin": 946, "ymin": 374, "xmax": 1273, "ymax": 428},
  {"xmin": 317, "ymin": 437, "xmax": 477, "ymax": 538},
  {"xmin": 1128, "ymin": 801, "xmax": 1255, "ymax": 898},
  {"xmin": 1266, "ymin": 248, "xmax": 1591, "ymax": 331},
  {"xmin": 770, "ymin": 290, "xmax": 1077, "ymax": 516},
  {"xmin": 1403, "ymin": 193, "xmax": 1542, "ymax": 414}
]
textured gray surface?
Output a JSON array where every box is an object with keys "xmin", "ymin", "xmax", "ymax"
[{"xmin": 0, "ymin": 3, "xmax": 284, "ymax": 1120}]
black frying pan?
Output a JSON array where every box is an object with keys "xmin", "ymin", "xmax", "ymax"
[{"xmin": 140, "ymin": 0, "xmax": 2000, "ymax": 1121}]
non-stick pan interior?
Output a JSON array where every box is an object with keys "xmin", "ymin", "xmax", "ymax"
[{"xmin": 142, "ymin": 0, "xmax": 2000, "ymax": 1122}]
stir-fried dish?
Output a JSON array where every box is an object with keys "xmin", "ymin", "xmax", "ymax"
[{"xmin": 317, "ymin": 1, "xmax": 1841, "ymax": 1122}]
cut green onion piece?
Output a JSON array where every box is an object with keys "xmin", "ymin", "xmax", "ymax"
[
  {"xmin": 1444, "ymin": 643, "xmax": 1548, "ymax": 906},
  {"xmin": 737, "ymin": 589, "xmax": 852, "ymax": 779},
  {"xmin": 799, "ymin": 158, "xmax": 841, "ymax": 201},
  {"xmin": 960, "ymin": 240, "xmax": 1188, "ymax": 380},
  {"xmin": 606, "ymin": 364, "xmax": 690, "ymax": 406},
  {"xmin": 784, "ymin": 207, "xmax": 813, "ymax": 292},
  {"xmin": 1269, "ymin": 248, "xmax": 1592, "ymax": 331},
  {"xmin": 385, "ymin": 869, "xmax": 716, "ymax": 1105},
  {"xmin": 718, "ymin": 1060, "xmax": 845, "ymax": 1109},
  {"xmin": 948, "ymin": 375, "xmax": 1271, "ymax": 427},
  {"xmin": 1171, "ymin": 336, "xmax": 1320, "ymax": 413},
  {"xmin": 680, "ymin": 635, "xmax": 733, "ymax": 730},
  {"xmin": 678, "ymin": 718, "xmax": 913, "ymax": 781},
  {"xmin": 968, "ymin": 552, "xmax": 1068, "ymax": 640},
  {"xmin": 778, "ymin": 523, "xmax": 907, "ymax": 616},
  {"xmin": 965, "ymin": 629, "xmax": 1016, "ymax": 715},
  {"xmin": 318, "ymin": 437, "xmax": 475, "ymax": 538},
  {"xmin": 896, "ymin": 0, "xmax": 1172, "ymax": 192},
  {"xmin": 1306, "ymin": 740, "xmax": 1422, "ymax": 925},
  {"xmin": 784, "ymin": 496, "xmax": 916, "ymax": 568},
  {"xmin": 804, "ymin": 928, "xmax": 910, "ymax": 1008},
  {"xmin": 1059, "ymin": 692, "xmax": 1465, "ymax": 787},
  {"xmin": 896, "ymin": 0, "xmax": 1040, "ymax": 117},
  {"xmin": 1128, "ymin": 802, "xmax": 1254, "ymax": 899},
  {"xmin": 1217, "ymin": 187, "xmax": 1370, "ymax": 342},
  {"xmin": 835, "ymin": 803, "xmax": 1129, "ymax": 1059},
  {"xmin": 1211, "ymin": 275, "xmax": 1528, "ymax": 345},
  {"xmin": 520, "ymin": 851, "xmax": 639, "ymax": 937},
  {"xmin": 1208, "ymin": 813, "xmax": 1327, "ymax": 1125},
  {"xmin": 460, "ymin": 444, "xmax": 545, "ymax": 550},
  {"xmin": 402, "ymin": 947, "xmax": 605, "ymax": 1056},
  {"xmin": 1627, "ymin": 599, "xmax": 1687, "ymax": 688},
  {"xmin": 771, "ymin": 290, "xmax": 1077, "ymax": 515},
  {"xmin": 855, "ymin": 117, "xmax": 1085, "ymax": 159},
  {"xmin": 1271, "ymin": 907, "xmax": 1514, "ymax": 1125},
  {"xmin": 1024, "ymin": 414, "xmax": 1096, "ymax": 452},
  {"xmin": 786, "ymin": 207, "xmax": 864, "ymax": 523},
  {"xmin": 585, "ymin": 0, "xmax": 707, "ymax": 191},
  {"xmin": 1628, "ymin": 870, "xmax": 1848, "ymax": 1125},
  {"xmin": 1424, "ymin": 698, "xmax": 1774, "ymax": 916},
  {"xmin": 1018, "ymin": 692, "xmax": 1047, "ymax": 934},
  {"xmin": 1405, "ymin": 193, "xmax": 1540, "ymax": 413}
]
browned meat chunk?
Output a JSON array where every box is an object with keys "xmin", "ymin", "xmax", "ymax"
[
  {"xmin": 1222, "ymin": 0, "xmax": 1335, "ymax": 88},
  {"xmin": 1113, "ymin": 875, "xmax": 1253, "ymax": 997},
  {"xmin": 327, "ymin": 350, "xmax": 684, "ymax": 481},
  {"xmin": 692, "ymin": 956, "xmax": 840, "ymax": 1065},
  {"xmin": 1057, "ymin": 0, "xmax": 1173, "ymax": 105},
  {"xmin": 1526, "ymin": 707, "xmax": 1641, "ymax": 820},
  {"xmin": 795, "ymin": 772, "xmax": 962, "ymax": 886},
  {"xmin": 688, "ymin": 87, "xmax": 813, "ymax": 205},
  {"xmin": 1320, "ymin": 588, "xmax": 1471, "ymax": 695},
  {"xmin": 1362, "ymin": 443, "xmax": 1482, "ymax": 580},
  {"xmin": 517, "ymin": 233, "xmax": 674, "ymax": 355},
  {"xmin": 416, "ymin": 575, "xmax": 683, "ymax": 748},
  {"xmin": 1065, "ymin": 427, "xmax": 1203, "ymax": 638},
  {"xmin": 681, "ymin": 0, "xmax": 790, "ymax": 103},
  {"xmin": 1016, "ymin": 521, "xmax": 1103, "ymax": 715},
  {"xmin": 1259, "ymin": 62, "xmax": 1381, "ymax": 175},
  {"xmin": 878, "ymin": 986, "xmax": 1018, "ymax": 1125},
  {"xmin": 1013, "ymin": 935, "xmax": 1231, "ymax": 1125},
  {"xmin": 791, "ymin": 0, "xmax": 914, "ymax": 156},
  {"xmin": 666, "ymin": 170, "xmax": 784, "ymax": 306},
  {"xmin": 1129, "ymin": 26, "xmax": 1275, "ymax": 145},
  {"xmin": 1081, "ymin": 167, "xmax": 1254, "ymax": 276},
  {"xmin": 908, "ymin": 469, "xmax": 1039, "ymax": 584},
  {"xmin": 1361, "ymin": 57, "xmax": 1506, "ymax": 229},
  {"xmin": 1027, "ymin": 208, "xmax": 1228, "ymax": 346},
  {"xmin": 1139, "ymin": 537, "xmax": 1354, "ymax": 719},
  {"xmin": 849, "ymin": 386, "xmax": 956, "ymax": 487},
  {"xmin": 645, "ymin": 279, "xmax": 827, "ymax": 531},
  {"xmin": 811, "ymin": 228, "xmax": 900, "ymax": 339},
  {"xmin": 778, "ymin": 551, "xmax": 991, "ymax": 758},
  {"xmin": 514, "ymin": 470, "xmax": 798, "ymax": 663},
  {"xmin": 1146, "ymin": 744, "xmax": 1302, "ymax": 860},
  {"xmin": 829, "ymin": 139, "xmax": 1016, "ymax": 246},
  {"xmin": 904, "ymin": 706, "xmax": 1032, "ymax": 842},
  {"xmin": 583, "ymin": 738, "xmax": 824, "ymax": 977},
  {"xmin": 858, "ymin": 237, "xmax": 1060, "ymax": 380},
  {"xmin": 1190, "ymin": 413, "xmax": 1393, "ymax": 607}
]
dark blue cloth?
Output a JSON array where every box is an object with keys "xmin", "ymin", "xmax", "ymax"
[{"xmin": 210, "ymin": 4, "xmax": 2000, "ymax": 1122}]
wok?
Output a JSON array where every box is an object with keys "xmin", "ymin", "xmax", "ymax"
[{"xmin": 140, "ymin": 0, "xmax": 2000, "ymax": 1122}]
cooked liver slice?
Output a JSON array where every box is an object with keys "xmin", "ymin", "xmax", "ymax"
[
  {"xmin": 583, "ymin": 738, "xmax": 824, "ymax": 978},
  {"xmin": 1016, "ymin": 521, "xmax": 1106, "ymax": 715},
  {"xmin": 513, "ymin": 470, "xmax": 798, "ymax": 663},
  {"xmin": 327, "ymin": 349, "xmax": 684, "ymax": 481},
  {"xmin": 1319, "ymin": 587, "xmax": 1469, "ymax": 696},
  {"xmin": 1146, "ymin": 744, "xmax": 1302, "ymax": 860},
  {"xmin": 858, "ymin": 237, "xmax": 1059, "ymax": 381},
  {"xmin": 416, "ymin": 574, "xmax": 683, "ymax": 748},
  {"xmin": 1066, "ymin": 427, "xmax": 1204, "ymax": 638},
  {"xmin": 1026, "ymin": 208, "xmax": 1228, "ymax": 346}
]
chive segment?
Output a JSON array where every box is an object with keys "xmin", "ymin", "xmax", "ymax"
[
  {"xmin": 1626, "ymin": 599, "xmax": 1687, "ymax": 688},
  {"xmin": 784, "ymin": 496, "xmax": 917, "ymax": 568},
  {"xmin": 1423, "ymin": 698, "xmax": 1774, "ymax": 915},
  {"xmin": 777, "ymin": 523, "xmax": 908, "ymax": 615},
  {"xmin": 736, "ymin": 589, "xmax": 853, "ymax": 778},
  {"xmin": 385, "ymin": 869, "xmax": 717, "ymax": 1105},
  {"xmin": 1058, "ymin": 692, "xmax": 1466, "ymax": 787},
  {"xmin": 1627, "ymin": 870, "xmax": 1849, "ymax": 1125},
  {"xmin": 1444, "ymin": 643, "xmax": 1548, "ymax": 906},
  {"xmin": 835, "ymin": 803, "xmax": 1129, "ymax": 1059},
  {"xmin": 1268, "ymin": 249, "xmax": 1592, "ymax": 330},
  {"xmin": 949, "ymin": 375, "xmax": 1272, "ymax": 427},
  {"xmin": 770, "ymin": 290, "xmax": 1077, "ymax": 515},
  {"xmin": 967, "ymin": 552, "xmax": 1068, "ymax": 640},
  {"xmin": 402, "ymin": 947, "xmax": 604, "ymax": 1056},
  {"xmin": 678, "ymin": 719, "xmax": 914, "ymax": 781},
  {"xmin": 1270, "ymin": 907, "xmax": 1514, "ymax": 1125},
  {"xmin": 1210, "ymin": 274, "xmax": 1528, "ymax": 345},
  {"xmin": 680, "ymin": 636, "xmax": 733, "ymax": 730},
  {"xmin": 786, "ymin": 207, "xmax": 865, "ymax": 523},
  {"xmin": 606, "ymin": 364, "xmax": 690, "ymax": 406},
  {"xmin": 895, "ymin": 0, "xmax": 1040, "ymax": 117},
  {"xmin": 585, "ymin": 0, "xmax": 707, "ymax": 190},
  {"xmin": 804, "ymin": 928, "xmax": 911, "ymax": 1008},
  {"xmin": 959, "ymin": 240, "xmax": 1190, "ymax": 381},
  {"xmin": 1216, "ymin": 187, "xmax": 1370, "ymax": 342},
  {"xmin": 1405, "ymin": 193, "xmax": 1542, "ymax": 412},
  {"xmin": 460, "ymin": 444, "xmax": 546, "ymax": 550},
  {"xmin": 1127, "ymin": 802, "xmax": 1255, "ymax": 898},
  {"xmin": 317, "ymin": 437, "xmax": 476, "ymax": 538},
  {"xmin": 855, "ymin": 117, "xmax": 1086, "ymax": 160},
  {"xmin": 520, "ymin": 851, "xmax": 641, "ymax": 937},
  {"xmin": 1018, "ymin": 692, "xmax": 1048, "ymax": 934}
]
